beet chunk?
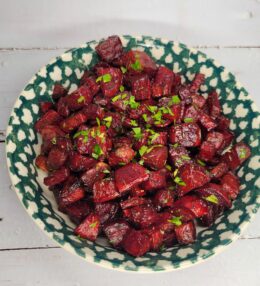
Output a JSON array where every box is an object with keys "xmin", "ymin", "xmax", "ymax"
[
  {"xmin": 52, "ymin": 84, "xmax": 67, "ymax": 100},
  {"xmin": 104, "ymin": 219, "xmax": 131, "ymax": 248},
  {"xmin": 173, "ymin": 195, "xmax": 209, "ymax": 218},
  {"xmin": 57, "ymin": 97, "xmax": 70, "ymax": 117},
  {"xmin": 131, "ymin": 74, "xmax": 151, "ymax": 100},
  {"xmin": 210, "ymin": 162, "xmax": 229, "ymax": 178},
  {"xmin": 69, "ymin": 152, "xmax": 96, "ymax": 172},
  {"xmin": 169, "ymin": 207, "xmax": 196, "ymax": 222},
  {"xmin": 153, "ymin": 189, "xmax": 174, "ymax": 210},
  {"xmin": 198, "ymin": 141, "xmax": 216, "ymax": 162},
  {"xmin": 66, "ymin": 85, "xmax": 93, "ymax": 111},
  {"xmin": 206, "ymin": 131, "xmax": 224, "ymax": 151},
  {"xmin": 189, "ymin": 73, "xmax": 205, "ymax": 93},
  {"xmin": 120, "ymin": 197, "xmax": 148, "ymax": 210},
  {"xmin": 58, "ymin": 177, "xmax": 85, "ymax": 207},
  {"xmin": 142, "ymin": 146, "xmax": 168, "ymax": 170},
  {"xmin": 200, "ymin": 203, "xmax": 224, "ymax": 227},
  {"xmin": 83, "ymin": 104, "xmax": 105, "ymax": 120},
  {"xmin": 174, "ymin": 221, "xmax": 196, "ymax": 245},
  {"xmin": 177, "ymin": 163, "xmax": 210, "ymax": 196},
  {"xmin": 152, "ymin": 66, "xmax": 174, "ymax": 98},
  {"xmin": 93, "ymin": 178, "xmax": 120, "ymax": 203},
  {"xmin": 80, "ymin": 72, "xmax": 100, "ymax": 96},
  {"xmin": 207, "ymin": 91, "xmax": 221, "ymax": 119},
  {"xmin": 74, "ymin": 213, "xmax": 100, "ymax": 241},
  {"xmin": 169, "ymin": 123, "xmax": 201, "ymax": 147},
  {"xmin": 199, "ymin": 111, "xmax": 217, "ymax": 131},
  {"xmin": 96, "ymin": 67, "xmax": 122, "ymax": 97},
  {"xmin": 178, "ymin": 86, "xmax": 192, "ymax": 104},
  {"xmin": 122, "ymin": 50, "xmax": 157, "ymax": 76},
  {"xmin": 44, "ymin": 167, "xmax": 70, "ymax": 187},
  {"xmin": 81, "ymin": 162, "xmax": 110, "ymax": 188},
  {"xmin": 60, "ymin": 111, "xmax": 87, "ymax": 133},
  {"xmin": 95, "ymin": 201, "xmax": 119, "ymax": 224},
  {"xmin": 95, "ymin": 35, "xmax": 123, "ymax": 62},
  {"xmin": 35, "ymin": 110, "xmax": 62, "ymax": 132},
  {"xmin": 108, "ymin": 145, "xmax": 135, "ymax": 167},
  {"xmin": 130, "ymin": 185, "xmax": 146, "ymax": 197},
  {"xmin": 63, "ymin": 200, "xmax": 92, "ymax": 225},
  {"xmin": 144, "ymin": 226, "xmax": 164, "ymax": 251},
  {"xmin": 115, "ymin": 163, "xmax": 149, "ymax": 193},
  {"xmin": 169, "ymin": 145, "xmax": 190, "ymax": 168},
  {"xmin": 47, "ymin": 147, "xmax": 68, "ymax": 170},
  {"xmin": 40, "ymin": 101, "xmax": 54, "ymax": 114},
  {"xmin": 221, "ymin": 172, "xmax": 240, "ymax": 200},
  {"xmin": 142, "ymin": 169, "xmax": 167, "ymax": 191}
]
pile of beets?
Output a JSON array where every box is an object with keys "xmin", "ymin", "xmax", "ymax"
[{"xmin": 35, "ymin": 36, "xmax": 251, "ymax": 257}]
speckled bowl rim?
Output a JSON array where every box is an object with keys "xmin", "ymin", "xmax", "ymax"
[{"xmin": 5, "ymin": 35, "xmax": 260, "ymax": 273}]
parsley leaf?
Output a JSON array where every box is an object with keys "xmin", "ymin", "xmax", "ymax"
[
  {"xmin": 92, "ymin": 144, "xmax": 103, "ymax": 159},
  {"xmin": 184, "ymin": 117, "xmax": 193, "ymax": 123},
  {"xmin": 238, "ymin": 148, "xmax": 246, "ymax": 159},
  {"xmin": 204, "ymin": 194, "xmax": 219, "ymax": 204},
  {"xmin": 168, "ymin": 216, "xmax": 182, "ymax": 226},
  {"xmin": 89, "ymin": 221, "xmax": 98, "ymax": 228},
  {"xmin": 96, "ymin": 73, "xmax": 112, "ymax": 83},
  {"xmin": 165, "ymin": 164, "xmax": 172, "ymax": 171},
  {"xmin": 96, "ymin": 117, "xmax": 101, "ymax": 127},
  {"xmin": 197, "ymin": 159, "xmax": 206, "ymax": 166},
  {"xmin": 130, "ymin": 119, "xmax": 138, "ymax": 127},
  {"xmin": 103, "ymin": 116, "xmax": 113, "ymax": 128},
  {"xmin": 130, "ymin": 59, "xmax": 142, "ymax": 71},
  {"xmin": 181, "ymin": 155, "xmax": 190, "ymax": 161},
  {"xmin": 119, "ymin": 85, "xmax": 125, "ymax": 92},
  {"xmin": 132, "ymin": 127, "xmax": 142, "ymax": 140},
  {"xmin": 147, "ymin": 105, "xmax": 158, "ymax": 113},
  {"xmin": 139, "ymin": 145, "xmax": 148, "ymax": 156},
  {"xmin": 51, "ymin": 137, "xmax": 57, "ymax": 144},
  {"xmin": 142, "ymin": 114, "xmax": 148, "ymax": 122},
  {"xmin": 129, "ymin": 95, "xmax": 140, "ymax": 109},
  {"xmin": 171, "ymin": 95, "xmax": 181, "ymax": 105},
  {"xmin": 77, "ymin": 95, "xmax": 85, "ymax": 103},
  {"xmin": 111, "ymin": 94, "xmax": 122, "ymax": 102},
  {"xmin": 120, "ymin": 66, "xmax": 127, "ymax": 74},
  {"xmin": 174, "ymin": 176, "xmax": 186, "ymax": 186},
  {"xmin": 149, "ymin": 132, "xmax": 160, "ymax": 143}
]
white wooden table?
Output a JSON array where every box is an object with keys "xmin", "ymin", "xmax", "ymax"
[{"xmin": 0, "ymin": 1, "xmax": 259, "ymax": 285}]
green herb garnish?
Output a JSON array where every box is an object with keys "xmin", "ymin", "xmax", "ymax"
[
  {"xmin": 171, "ymin": 95, "xmax": 181, "ymax": 104},
  {"xmin": 73, "ymin": 130, "xmax": 89, "ymax": 143},
  {"xmin": 130, "ymin": 59, "xmax": 142, "ymax": 71},
  {"xmin": 168, "ymin": 216, "xmax": 182, "ymax": 226},
  {"xmin": 96, "ymin": 117, "xmax": 101, "ymax": 127},
  {"xmin": 128, "ymin": 95, "xmax": 140, "ymax": 109},
  {"xmin": 77, "ymin": 95, "xmax": 85, "ymax": 103},
  {"xmin": 139, "ymin": 145, "xmax": 148, "ymax": 156},
  {"xmin": 120, "ymin": 66, "xmax": 127, "ymax": 74},
  {"xmin": 204, "ymin": 194, "xmax": 219, "ymax": 204},
  {"xmin": 130, "ymin": 119, "xmax": 138, "ymax": 127},
  {"xmin": 51, "ymin": 137, "xmax": 57, "ymax": 144},
  {"xmin": 89, "ymin": 221, "xmax": 98, "ymax": 228},
  {"xmin": 147, "ymin": 105, "xmax": 158, "ymax": 113},
  {"xmin": 184, "ymin": 117, "xmax": 193, "ymax": 123},
  {"xmin": 181, "ymin": 155, "xmax": 190, "ymax": 161},
  {"xmin": 197, "ymin": 159, "xmax": 206, "ymax": 166},
  {"xmin": 92, "ymin": 144, "xmax": 103, "ymax": 159},
  {"xmin": 132, "ymin": 127, "xmax": 142, "ymax": 140},
  {"xmin": 139, "ymin": 159, "xmax": 144, "ymax": 165},
  {"xmin": 119, "ymin": 85, "xmax": 125, "ymax": 92},
  {"xmin": 142, "ymin": 114, "xmax": 148, "ymax": 122},
  {"xmin": 165, "ymin": 164, "xmax": 172, "ymax": 171},
  {"xmin": 174, "ymin": 176, "xmax": 186, "ymax": 186},
  {"xmin": 96, "ymin": 73, "xmax": 112, "ymax": 83},
  {"xmin": 238, "ymin": 148, "xmax": 246, "ymax": 159},
  {"xmin": 103, "ymin": 169, "xmax": 110, "ymax": 174},
  {"xmin": 103, "ymin": 116, "xmax": 113, "ymax": 128}
]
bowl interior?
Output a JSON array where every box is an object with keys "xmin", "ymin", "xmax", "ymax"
[{"xmin": 6, "ymin": 35, "xmax": 260, "ymax": 272}]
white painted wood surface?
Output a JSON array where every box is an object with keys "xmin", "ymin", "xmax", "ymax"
[{"xmin": 0, "ymin": 0, "xmax": 259, "ymax": 285}]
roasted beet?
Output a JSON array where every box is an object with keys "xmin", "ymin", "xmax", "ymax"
[
  {"xmin": 144, "ymin": 226, "xmax": 164, "ymax": 250},
  {"xmin": 47, "ymin": 147, "xmax": 68, "ymax": 170},
  {"xmin": 95, "ymin": 201, "xmax": 119, "ymax": 224},
  {"xmin": 69, "ymin": 152, "xmax": 96, "ymax": 172},
  {"xmin": 131, "ymin": 74, "xmax": 151, "ymax": 100},
  {"xmin": 44, "ymin": 167, "xmax": 70, "ymax": 187},
  {"xmin": 169, "ymin": 145, "xmax": 190, "ymax": 168},
  {"xmin": 199, "ymin": 111, "xmax": 217, "ymax": 131},
  {"xmin": 221, "ymin": 172, "xmax": 240, "ymax": 200},
  {"xmin": 66, "ymin": 85, "xmax": 93, "ymax": 111},
  {"xmin": 40, "ymin": 101, "xmax": 54, "ymax": 114},
  {"xmin": 60, "ymin": 111, "xmax": 87, "ymax": 133},
  {"xmin": 52, "ymin": 84, "xmax": 67, "ymax": 100},
  {"xmin": 120, "ymin": 197, "xmax": 148, "ymax": 210},
  {"xmin": 207, "ymin": 91, "xmax": 221, "ymax": 119},
  {"xmin": 152, "ymin": 66, "xmax": 174, "ymax": 98},
  {"xmin": 210, "ymin": 162, "xmax": 229, "ymax": 178},
  {"xmin": 142, "ymin": 169, "xmax": 167, "ymax": 191},
  {"xmin": 35, "ymin": 110, "xmax": 62, "ymax": 132},
  {"xmin": 198, "ymin": 141, "xmax": 216, "ymax": 162},
  {"xmin": 108, "ymin": 145, "xmax": 135, "ymax": 167},
  {"xmin": 115, "ymin": 163, "xmax": 149, "ymax": 193},
  {"xmin": 96, "ymin": 35, "xmax": 123, "ymax": 62},
  {"xmin": 74, "ymin": 213, "xmax": 100, "ymax": 241},
  {"xmin": 35, "ymin": 155, "xmax": 48, "ymax": 172},
  {"xmin": 189, "ymin": 73, "xmax": 205, "ymax": 93},
  {"xmin": 63, "ymin": 200, "xmax": 92, "ymax": 224},
  {"xmin": 174, "ymin": 221, "xmax": 196, "ymax": 245},
  {"xmin": 83, "ymin": 104, "xmax": 105, "ymax": 120},
  {"xmin": 93, "ymin": 178, "xmax": 120, "ymax": 203},
  {"xmin": 57, "ymin": 96, "xmax": 70, "ymax": 117},
  {"xmin": 153, "ymin": 189, "xmax": 174, "ymax": 210},
  {"xmin": 142, "ymin": 146, "xmax": 168, "ymax": 170}
]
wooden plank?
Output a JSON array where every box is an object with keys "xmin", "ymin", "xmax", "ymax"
[
  {"xmin": 0, "ymin": 47, "xmax": 260, "ymax": 132},
  {"xmin": 0, "ymin": 0, "xmax": 260, "ymax": 48},
  {"xmin": 0, "ymin": 239, "xmax": 259, "ymax": 285}
]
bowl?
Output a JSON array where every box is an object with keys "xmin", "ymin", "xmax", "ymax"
[{"xmin": 5, "ymin": 35, "xmax": 260, "ymax": 272}]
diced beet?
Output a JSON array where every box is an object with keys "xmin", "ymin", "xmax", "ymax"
[
  {"xmin": 47, "ymin": 147, "xmax": 68, "ymax": 170},
  {"xmin": 199, "ymin": 203, "xmax": 224, "ymax": 227},
  {"xmin": 57, "ymin": 97, "xmax": 70, "ymax": 117},
  {"xmin": 158, "ymin": 97, "xmax": 184, "ymax": 122},
  {"xmin": 153, "ymin": 189, "xmax": 174, "ymax": 210},
  {"xmin": 115, "ymin": 163, "xmax": 149, "ymax": 193},
  {"xmin": 63, "ymin": 200, "xmax": 92, "ymax": 224},
  {"xmin": 189, "ymin": 73, "xmax": 205, "ymax": 93},
  {"xmin": 222, "ymin": 142, "xmax": 251, "ymax": 170},
  {"xmin": 60, "ymin": 111, "xmax": 87, "ymax": 133},
  {"xmin": 217, "ymin": 115, "xmax": 230, "ymax": 130},
  {"xmin": 96, "ymin": 67, "xmax": 122, "ymax": 98},
  {"xmin": 178, "ymin": 86, "xmax": 192, "ymax": 104},
  {"xmin": 66, "ymin": 85, "xmax": 93, "ymax": 111},
  {"xmin": 156, "ymin": 212, "xmax": 175, "ymax": 234},
  {"xmin": 162, "ymin": 231, "xmax": 176, "ymax": 247},
  {"xmin": 130, "ymin": 185, "xmax": 146, "ymax": 197},
  {"xmin": 52, "ymin": 84, "xmax": 67, "ymax": 100},
  {"xmin": 35, "ymin": 155, "xmax": 48, "ymax": 172},
  {"xmin": 120, "ymin": 197, "xmax": 148, "ymax": 209},
  {"xmin": 122, "ymin": 229, "xmax": 150, "ymax": 257},
  {"xmin": 169, "ymin": 145, "xmax": 190, "ymax": 168},
  {"xmin": 142, "ymin": 169, "xmax": 167, "ymax": 191},
  {"xmin": 184, "ymin": 105, "xmax": 199, "ymax": 122},
  {"xmin": 95, "ymin": 35, "xmax": 123, "ymax": 62},
  {"xmin": 80, "ymin": 72, "xmax": 100, "ymax": 96},
  {"xmin": 152, "ymin": 66, "xmax": 174, "ymax": 98},
  {"xmin": 108, "ymin": 145, "xmax": 135, "ymax": 167},
  {"xmin": 207, "ymin": 91, "xmax": 221, "ymax": 119},
  {"xmin": 44, "ymin": 167, "xmax": 70, "ymax": 187},
  {"xmin": 210, "ymin": 162, "xmax": 229, "ymax": 179},
  {"xmin": 103, "ymin": 219, "xmax": 131, "ymax": 248},
  {"xmin": 174, "ymin": 221, "xmax": 196, "ymax": 245},
  {"xmin": 196, "ymin": 183, "xmax": 232, "ymax": 208},
  {"xmin": 69, "ymin": 152, "xmax": 96, "ymax": 172},
  {"xmin": 40, "ymin": 101, "xmax": 54, "ymax": 114},
  {"xmin": 221, "ymin": 172, "xmax": 240, "ymax": 200},
  {"xmin": 93, "ymin": 178, "xmax": 120, "ymax": 203},
  {"xmin": 93, "ymin": 94, "xmax": 110, "ymax": 107},
  {"xmin": 218, "ymin": 130, "xmax": 234, "ymax": 152},
  {"xmin": 35, "ymin": 110, "xmax": 62, "ymax": 132},
  {"xmin": 173, "ymin": 195, "xmax": 209, "ymax": 218},
  {"xmin": 169, "ymin": 123, "xmax": 201, "ymax": 147},
  {"xmin": 206, "ymin": 131, "xmax": 224, "ymax": 151},
  {"xmin": 123, "ymin": 205, "xmax": 158, "ymax": 228},
  {"xmin": 192, "ymin": 94, "xmax": 206, "ymax": 108},
  {"xmin": 111, "ymin": 92, "xmax": 131, "ymax": 112},
  {"xmin": 131, "ymin": 74, "xmax": 151, "ymax": 100},
  {"xmin": 122, "ymin": 50, "xmax": 157, "ymax": 76},
  {"xmin": 39, "ymin": 125, "xmax": 65, "ymax": 141},
  {"xmin": 83, "ymin": 104, "xmax": 105, "ymax": 120},
  {"xmin": 95, "ymin": 201, "xmax": 119, "ymax": 224},
  {"xmin": 142, "ymin": 146, "xmax": 168, "ymax": 170},
  {"xmin": 58, "ymin": 177, "xmax": 85, "ymax": 207},
  {"xmin": 144, "ymin": 226, "xmax": 164, "ymax": 251},
  {"xmin": 113, "ymin": 137, "xmax": 132, "ymax": 149},
  {"xmin": 199, "ymin": 111, "xmax": 217, "ymax": 131},
  {"xmin": 198, "ymin": 141, "xmax": 216, "ymax": 162},
  {"xmin": 74, "ymin": 213, "xmax": 100, "ymax": 241},
  {"xmin": 169, "ymin": 207, "xmax": 196, "ymax": 222},
  {"xmin": 150, "ymin": 131, "xmax": 168, "ymax": 145},
  {"xmin": 132, "ymin": 130, "xmax": 149, "ymax": 151},
  {"xmin": 177, "ymin": 163, "xmax": 210, "ymax": 196},
  {"xmin": 81, "ymin": 162, "xmax": 110, "ymax": 188}
]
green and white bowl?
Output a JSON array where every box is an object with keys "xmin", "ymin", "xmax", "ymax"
[{"xmin": 5, "ymin": 35, "xmax": 260, "ymax": 272}]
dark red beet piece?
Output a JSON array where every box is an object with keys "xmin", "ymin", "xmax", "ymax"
[
  {"xmin": 184, "ymin": 105, "xmax": 199, "ymax": 123},
  {"xmin": 95, "ymin": 35, "xmax": 123, "ymax": 62},
  {"xmin": 130, "ymin": 185, "xmax": 146, "ymax": 197},
  {"xmin": 66, "ymin": 85, "xmax": 93, "ymax": 111},
  {"xmin": 142, "ymin": 146, "xmax": 168, "ymax": 170},
  {"xmin": 40, "ymin": 102, "xmax": 54, "ymax": 114},
  {"xmin": 174, "ymin": 221, "xmax": 196, "ymax": 245},
  {"xmin": 95, "ymin": 201, "xmax": 119, "ymax": 224},
  {"xmin": 210, "ymin": 162, "xmax": 229, "ymax": 179},
  {"xmin": 35, "ymin": 155, "xmax": 48, "ymax": 172},
  {"xmin": 199, "ymin": 111, "xmax": 217, "ymax": 131},
  {"xmin": 63, "ymin": 200, "xmax": 92, "ymax": 225},
  {"xmin": 144, "ymin": 226, "xmax": 164, "ymax": 251},
  {"xmin": 93, "ymin": 178, "xmax": 120, "ymax": 203},
  {"xmin": 189, "ymin": 74, "xmax": 205, "ymax": 93},
  {"xmin": 198, "ymin": 141, "xmax": 216, "ymax": 162},
  {"xmin": 39, "ymin": 125, "xmax": 65, "ymax": 141},
  {"xmin": 169, "ymin": 207, "xmax": 196, "ymax": 222},
  {"xmin": 153, "ymin": 189, "xmax": 174, "ymax": 210},
  {"xmin": 177, "ymin": 163, "xmax": 210, "ymax": 196},
  {"xmin": 169, "ymin": 123, "xmax": 201, "ymax": 147},
  {"xmin": 52, "ymin": 84, "xmax": 67, "ymax": 100},
  {"xmin": 57, "ymin": 97, "xmax": 70, "ymax": 117},
  {"xmin": 35, "ymin": 110, "xmax": 62, "ymax": 132},
  {"xmin": 169, "ymin": 145, "xmax": 190, "ymax": 168},
  {"xmin": 103, "ymin": 219, "xmax": 131, "ymax": 248},
  {"xmin": 108, "ymin": 145, "xmax": 135, "ymax": 167},
  {"xmin": 131, "ymin": 74, "xmax": 151, "ymax": 100},
  {"xmin": 60, "ymin": 111, "xmax": 87, "ymax": 133},
  {"xmin": 80, "ymin": 72, "xmax": 100, "ymax": 96},
  {"xmin": 69, "ymin": 152, "xmax": 96, "ymax": 172},
  {"xmin": 152, "ymin": 66, "xmax": 174, "ymax": 98},
  {"xmin": 120, "ymin": 197, "xmax": 148, "ymax": 210},
  {"xmin": 199, "ymin": 203, "xmax": 224, "ymax": 227},
  {"xmin": 221, "ymin": 172, "xmax": 240, "ymax": 200},
  {"xmin": 44, "ymin": 167, "xmax": 70, "ymax": 187},
  {"xmin": 83, "ymin": 104, "xmax": 105, "ymax": 120},
  {"xmin": 192, "ymin": 94, "xmax": 206, "ymax": 108},
  {"xmin": 115, "ymin": 163, "xmax": 149, "ymax": 194},
  {"xmin": 178, "ymin": 86, "xmax": 192, "ymax": 104},
  {"xmin": 217, "ymin": 115, "xmax": 230, "ymax": 130},
  {"xmin": 207, "ymin": 91, "xmax": 221, "ymax": 119},
  {"xmin": 142, "ymin": 169, "xmax": 167, "ymax": 191},
  {"xmin": 47, "ymin": 147, "xmax": 68, "ymax": 170},
  {"xmin": 74, "ymin": 213, "xmax": 100, "ymax": 241},
  {"xmin": 206, "ymin": 131, "xmax": 224, "ymax": 151}
]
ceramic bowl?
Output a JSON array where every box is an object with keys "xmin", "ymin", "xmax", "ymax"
[{"xmin": 5, "ymin": 35, "xmax": 260, "ymax": 272}]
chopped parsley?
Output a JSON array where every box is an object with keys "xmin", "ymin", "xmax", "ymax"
[
  {"xmin": 96, "ymin": 73, "xmax": 112, "ymax": 83},
  {"xmin": 132, "ymin": 127, "xmax": 142, "ymax": 140},
  {"xmin": 142, "ymin": 114, "xmax": 148, "ymax": 122},
  {"xmin": 130, "ymin": 119, "xmax": 138, "ymax": 127},
  {"xmin": 103, "ymin": 116, "xmax": 113, "ymax": 128},
  {"xmin": 184, "ymin": 117, "xmax": 193, "ymax": 123},
  {"xmin": 96, "ymin": 117, "xmax": 101, "ymax": 127},
  {"xmin": 171, "ymin": 95, "xmax": 181, "ymax": 105},
  {"xmin": 165, "ymin": 164, "xmax": 172, "ymax": 171},
  {"xmin": 238, "ymin": 148, "xmax": 246, "ymax": 159},
  {"xmin": 92, "ymin": 144, "xmax": 103, "ymax": 159},
  {"xmin": 130, "ymin": 59, "xmax": 142, "ymax": 71},
  {"xmin": 139, "ymin": 145, "xmax": 148, "ymax": 156},
  {"xmin": 147, "ymin": 105, "xmax": 158, "ymax": 113},
  {"xmin": 73, "ymin": 130, "xmax": 89, "ymax": 143},
  {"xmin": 120, "ymin": 66, "xmax": 127, "ymax": 74},
  {"xmin": 149, "ymin": 132, "xmax": 160, "ymax": 143},
  {"xmin": 181, "ymin": 155, "xmax": 190, "ymax": 161},
  {"xmin": 197, "ymin": 159, "xmax": 206, "ymax": 166},
  {"xmin": 168, "ymin": 216, "xmax": 182, "ymax": 226},
  {"xmin": 139, "ymin": 159, "xmax": 144, "ymax": 165},
  {"xmin": 77, "ymin": 95, "xmax": 85, "ymax": 103},
  {"xmin": 174, "ymin": 176, "xmax": 186, "ymax": 186},
  {"xmin": 103, "ymin": 169, "xmax": 110, "ymax": 174},
  {"xmin": 128, "ymin": 95, "xmax": 140, "ymax": 109},
  {"xmin": 51, "ymin": 137, "xmax": 57, "ymax": 144},
  {"xmin": 119, "ymin": 85, "xmax": 125, "ymax": 92},
  {"xmin": 204, "ymin": 194, "xmax": 219, "ymax": 204},
  {"xmin": 111, "ymin": 94, "xmax": 122, "ymax": 102},
  {"xmin": 89, "ymin": 221, "xmax": 98, "ymax": 228},
  {"xmin": 118, "ymin": 162, "xmax": 126, "ymax": 166}
]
